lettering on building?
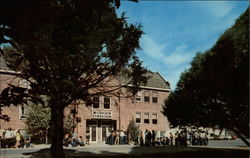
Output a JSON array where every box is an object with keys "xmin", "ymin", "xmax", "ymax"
[{"xmin": 92, "ymin": 110, "xmax": 112, "ymax": 119}]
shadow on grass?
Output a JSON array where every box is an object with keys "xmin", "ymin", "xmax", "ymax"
[{"xmin": 23, "ymin": 146, "xmax": 249, "ymax": 158}]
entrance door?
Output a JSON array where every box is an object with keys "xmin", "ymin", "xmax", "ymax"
[
  {"xmin": 101, "ymin": 126, "xmax": 113, "ymax": 143},
  {"xmin": 87, "ymin": 126, "xmax": 98, "ymax": 143}
]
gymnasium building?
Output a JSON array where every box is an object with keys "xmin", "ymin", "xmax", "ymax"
[{"xmin": 0, "ymin": 58, "xmax": 171, "ymax": 143}]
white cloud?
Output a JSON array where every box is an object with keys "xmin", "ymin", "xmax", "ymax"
[
  {"xmin": 163, "ymin": 45, "xmax": 195, "ymax": 67},
  {"xmin": 141, "ymin": 35, "xmax": 196, "ymax": 90},
  {"xmin": 141, "ymin": 35, "xmax": 167, "ymax": 59},
  {"xmin": 141, "ymin": 35, "xmax": 195, "ymax": 67},
  {"xmin": 195, "ymin": 1, "xmax": 234, "ymax": 19}
]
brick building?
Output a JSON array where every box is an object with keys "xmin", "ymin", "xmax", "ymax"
[{"xmin": 0, "ymin": 58, "xmax": 171, "ymax": 143}]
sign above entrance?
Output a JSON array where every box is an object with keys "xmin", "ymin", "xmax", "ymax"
[{"xmin": 92, "ymin": 110, "xmax": 112, "ymax": 119}]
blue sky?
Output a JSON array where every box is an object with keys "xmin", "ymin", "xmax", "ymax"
[{"xmin": 117, "ymin": 1, "xmax": 249, "ymax": 90}]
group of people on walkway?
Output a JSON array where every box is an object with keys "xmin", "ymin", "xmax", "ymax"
[
  {"xmin": 63, "ymin": 133, "xmax": 85, "ymax": 147},
  {"xmin": 103, "ymin": 129, "xmax": 209, "ymax": 147},
  {"xmin": 106, "ymin": 130, "xmax": 128, "ymax": 145},
  {"xmin": 0, "ymin": 128, "xmax": 32, "ymax": 148},
  {"xmin": 138, "ymin": 129, "xmax": 175, "ymax": 147},
  {"xmin": 189, "ymin": 131, "xmax": 209, "ymax": 146},
  {"xmin": 137, "ymin": 129, "xmax": 209, "ymax": 147}
]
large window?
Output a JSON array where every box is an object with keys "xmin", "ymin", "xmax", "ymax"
[
  {"xmin": 135, "ymin": 91, "xmax": 142, "ymax": 102},
  {"xmin": 152, "ymin": 92, "xmax": 158, "ymax": 103},
  {"xmin": 144, "ymin": 113, "xmax": 150, "ymax": 124},
  {"xmin": 135, "ymin": 113, "xmax": 141, "ymax": 123},
  {"xmin": 144, "ymin": 91, "xmax": 150, "ymax": 102},
  {"xmin": 152, "ymin": 113, "xmax": 157, "ymax": 124},
  {"xmin": 104, "ymin": 97, "xmax": 110, "ymax": 109},
  {"xmin": 93, "ymin": 97, "xmax": 99, "ymax": 108}
]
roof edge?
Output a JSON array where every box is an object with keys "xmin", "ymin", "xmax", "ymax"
[
  {"xmin": 122, "ymin": 84, "xmax": 171, "ymax": 92},
  {"xmin": 0, "ymin": 69, "xmax": 21, "ymax": 75},
  {"xmin": 156, "ymin": 72, "xmax": 171, "ymax": 90}
]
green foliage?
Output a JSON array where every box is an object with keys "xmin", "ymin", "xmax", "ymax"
[
  {"xmin": 127, "ymin": 119, "xmax": 140, "ymax": 141},
  {"xmin": 63, "ymin": 114, "xmax": 76, "ymax": 135},
  {"xmin": 164, "ymin": 7, "xmax": 249, "ymax": 137},
  {"xmin": 25, "ymin": 101, "xmax": 50, "ymax": 143}
]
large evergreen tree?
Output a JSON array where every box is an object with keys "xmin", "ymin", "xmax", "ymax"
[
  {"xmin": 0, "ymin": 0, "xmax": 147, "ymax": 157},
  {"xmin": 164, "ymin": 8, "xmax": 249, "ymax": 146}
]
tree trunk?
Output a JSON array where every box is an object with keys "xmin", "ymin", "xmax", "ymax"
[
  {"xmin": 232, "ymin": 127, "xmax": 249, "ymax": 146},
  {"xmin": 50, "ymin": 104, "xmax": 65, "ymax": 158}
]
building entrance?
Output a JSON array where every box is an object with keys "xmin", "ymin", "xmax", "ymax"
[
  {"xmin": 101, "ymin": 125, "xmax": 113, "ymax": 143},
  {"xmin": 86, "ymin": 119, "xmax": 116, "ymax": 143}
]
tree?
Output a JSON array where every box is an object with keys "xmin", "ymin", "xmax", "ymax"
[
  {"xmin": 63, "ymin": 114, "xmax": 76, "ymax": 135},
  {"xmin": 25, "ymin": 101, "xmax": 50, "ymax": 144},
  {"xmin": 0, "ymin": 0, "xmax": 147, "ymax": 157},
  {"xmin": 164, "ymin": 7, "xmax": 249, "ymax": 146},
  {"xmin": 127, "ymin": 119, "xmax": 140, "ymax": 143},
  {"xmin": 25, "ymin": 99, "xmax": 76, "ymax": 144}
]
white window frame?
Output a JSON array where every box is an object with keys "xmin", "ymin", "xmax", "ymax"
[
  {"xmin": 92, "ymin": 96, "xmax": 100, "ymax": 109},
  {"xmin": 103, "ymin": 97, "xmax": 111, "ymax": 110},
  {"xmin": 152, "ymin": 113, "xmax": 158, "ymax": 124},
  {"xmin": 144, "ymin": 91, "xmax": 150, "ymax": 102},
  {"xmin": 135, "ymin": 112, "xmax": 142, "ymax": 124},
  {"xmin": 152, "ymin": 91, "xmax": 158, "ymax": 103},
  {"xmin": 135, "ymin": 90, "xmax": 142, "ymax": 102},
  {"xmin": 144, "ymin": 113, "xmax": 150, "ymax": 124}
]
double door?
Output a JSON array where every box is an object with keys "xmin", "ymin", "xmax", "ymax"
[{"xmin": 87, "ymin": 125, "xmax": 113, "ymax": 143}]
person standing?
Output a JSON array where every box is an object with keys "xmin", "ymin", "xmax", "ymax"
[
  {"xmin": 139, "ymin": 131, "xmax": 144, "ymax": 146},
  {"xmin": 120, "ymin": 130, "xmax": 125, "ymax": 144},
  {"xmin": 147, "ymin": 130, "xmax": 152, "ymax": 146},
  {"xmin": 15, "ymin": 130, "xmax": 23, "ymax": 148},
  {"xmin": 115, "ymin": 130, "xmax": 120, "ymax": 145},
  {"xmin": 151, "ymin": 130, "xmax": 155, "ymax": 146},
  {"xmin": 144, "ymin": 129, "xmax": 148, "ymax": 146},
  {"xmin": 174, "ymin": 131, "xmax": 179, "ymax": 146},
  {"xmin": 6, "ymin": 128, "xmax": 14, "ymax": 148},
  {"xmin": 111, "ymin": 130, "xmax": 115, "ymax": 145},
  {"xmin": 169, "ymin": 132, "xmax": 173, "ymax": 146}
]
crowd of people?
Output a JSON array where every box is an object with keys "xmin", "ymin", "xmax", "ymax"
[
  {"xmin": 189, "ymin": 131, "xmax": 209, "ymax": 146},
  {"xmin": 104, "ymin": 129, "xmax": 209, "ymax": 147},
  {"xmin": 106, "ymin": 130, "xmax": 128, "ymax": 145},
  {"xmin": 63, "ymin": 133, "xmax": 85, "ymax": 147},
  {"xmin": 1, "ymin": 128, "xmax": 209, "ymax": 148},
  {"xmin": 0, "ymin": 128, "xmax": 32, "ymax": 148},
  {"xmin": 138, "ymin": 129, "xmax": 209, "ymax": 147}
]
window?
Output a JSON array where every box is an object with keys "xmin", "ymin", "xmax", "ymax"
[
  {"xmin": 93, "ymin": 97, "xmax": 99, "ymax": 108},
  {"xmin": 152, "ymin": 113, "xmax": 157, "ymax": 124},
  {"xmin": 19, "ymin": 105, "xmax": 27, "ymax": 120},
  {"xmin": 144, "ymin": 113, "xmax": 150, "ymax": 124},
  {"xmin": 135, "ymin": 91, "xmax": 142, "ymax": 102},
  {"xmin": 104, "ymin": 97, "xmax": 110, "ymax": 109},
  {"xmin": 152, "ymin": 92, "xmax": 158, "ymax": 103},
  {"xmin": 144, "ymin": 91, "xmax": 150, "ymax": 102},
  {"xmin": 135, "ymin": 113, "xmax": 141, "ymax": 123}
]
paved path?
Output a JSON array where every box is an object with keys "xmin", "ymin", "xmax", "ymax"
[
  {"xmin": 190, "ymin": 139, "xmax": 250, "ymax": 150},
  {"xmin": 0, "ymin": 140, "xmax": 249, "ymax": 158}
]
